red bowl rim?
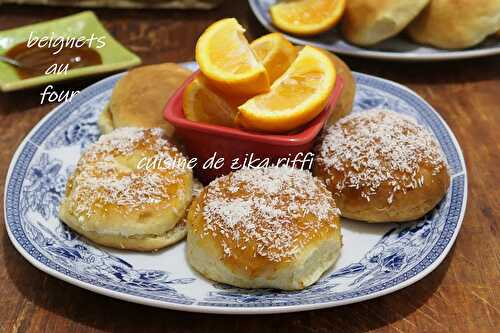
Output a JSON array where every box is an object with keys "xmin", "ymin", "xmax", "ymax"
[{"xmin": 164, "ymin": 70, "xmax": 344, "ymax": 146}]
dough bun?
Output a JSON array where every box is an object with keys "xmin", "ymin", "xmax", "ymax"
[
  {"xmin": 324, "ymin": 51, "xmax": 356, "ymax": 124},
  {"xmin": 98, "ymin": 63, "xmax": 192, "ymax": 135},
  {"xmin": 187, "ymin": 167, "xmax": 342, "ymax": 290},
  {"xmin": 59, "ymin": 127, "xmax": 193, "ymax": 251},
  {"xmin": 296, "ymin": 47, "xmax": 355, "ymax": 124},
  {"xmin": 65, "ymin": 220, "xmax": 187, "ymax": 252},
  {"xmin": 407, "ymin": 0, "xmax": 500, "ymax": 49},
  {"xmin": 314, "ymin": 109, "xmax": 450, "ymax": 223},
  {"xmin": 341, "ymin": 0, "xmax": 430, "ymax": 46}
]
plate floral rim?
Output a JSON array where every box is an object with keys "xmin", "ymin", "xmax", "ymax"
[
  {"xmin": 4, "ymin": 68, "xmax": 467, "ymax": 314},
  {"xmin": 249, "ymin": 0, "xmax": 500, "ymax": 62}
]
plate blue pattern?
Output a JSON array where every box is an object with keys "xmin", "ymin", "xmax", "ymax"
[
  {"xmin": 249, "ymin": 0, "xmax": 500, "ymax": 61},
  {"xmin": 4, "ymin": 62, "xmax": 467, "ymax": 314}
]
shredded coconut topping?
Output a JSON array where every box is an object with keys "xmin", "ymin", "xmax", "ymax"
[
  {"xmin": 316, "ymin": 109, "xmax": 447, "ymax": 202},
  {"xmin": 66, "ymin": 127, "xmax": 191, "ymax": 217},
  {"xmin": 198, "ymin": 166, "xmax": 340, "ymax": 262}
]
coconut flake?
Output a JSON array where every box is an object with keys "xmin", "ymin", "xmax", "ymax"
[
  {"xmin": 66, "ymin": 127, "xmax": 190, "ymax": 218},
  {"xmin": 317, "ymin": 109, "xmax": 447, "ymax": 202},
  {"xmin": 200, "ymin": 166, "xmax": 340, "ymax": 262}
]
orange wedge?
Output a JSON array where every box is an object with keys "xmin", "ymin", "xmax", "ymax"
[
  {"xmin": 195, "ymin": 18, "xmax": 270, "ymax": 96},
  {"xmin": 237, "ymin": 46, "xmax": 336, "ymax": 133},
  {"xmin": 183, "ymin": 75, "xmax": 242, "ymax": 127},
  {"xmin": 270, "ymin": 0, "xmax": 346, "ymax": 36},
  {"xmin": 250, "ymin": 33, "xmax": 298, "ymax": 83}
]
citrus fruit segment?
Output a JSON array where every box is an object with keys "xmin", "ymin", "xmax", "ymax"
[
  {"xmin": 237, "ymin": 46, "xmax": 336, "ymax": 133},
  {"xmin": 183, "ymin": 75, "xmax": 242, "ymax": 127},
  {"xmin": 250, "ymin": 33, "xmax": 298, "ymax": 83},
  {"xmin": 195, "ymin": 18, "xmax": 270, "ymax": 96},
  {"xmin": 270, "ymin": 0, "xmax": 346, "ymax": 36}
]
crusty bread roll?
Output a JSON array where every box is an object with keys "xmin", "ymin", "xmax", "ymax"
[
  {"xmin": 98, "ymin": 63, "xmax": 192, "ymax": 135},
  {"xmin": 314, "ymin": 109, "xmax": 450, "ymax": 223},
  {"xmin": 341, "ymin": 0, "xmax": 430, "ymax": 46},
  {"xmin": 407, "ymin": 0, "xmax": 500, "ymax": 49},
  {"xmin": 187, "ymin": 167, "xmax": 342, "ymax": 290},
  {"xmin": 59, "ymin": 128, "xmax": 194, "ymax": 251}
]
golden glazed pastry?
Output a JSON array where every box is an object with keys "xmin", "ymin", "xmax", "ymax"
[
  {"xmin": 59, "ymin": 127, "xmax": 194, "ymax": 251},
  {"xmin": 407, "ymin": 0, "xmax": 500, "ymax": 49},
  {"xmin": 98, "ymin": 63, "xmax": 192, "ymax": 135},
  {"xmin": 314, "ymin": 109, "xmax": 450, "ymax": 223},
  {"xmin": 341, "ymin": 0, "xmax": 430, "ymax": 46},
  {"xmin": 187, "ymin": 167, "xmax": 342, "ymax": 290}
]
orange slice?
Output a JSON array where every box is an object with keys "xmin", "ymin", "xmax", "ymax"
[
  {"xmin": 183, "ymin": 75, "xmax": 242, "ymax": 127},
  {"xmin": 237, "ymin": 46, "xmax": 336, "ymax": 133},
  {"xmin": 270, "ymin": 0, "xmax": 346, "ymax": 36},
  {"xmin": 250, "ymin": 33, "xmax": 298, "ymax": 83},
  {"xmin": 195, "ymin": 18, "xmax": 270, "ymax": 96}
]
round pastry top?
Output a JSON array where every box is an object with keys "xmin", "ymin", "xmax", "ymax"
[
  {"xmin": 65, "ymin": 127, "xmax": 192, "ymax": 219},
  {"xmin": 316, "ymin": 109, "xmax": 447, "ymax": 202},
  {"xmin": 191, "ymin": 166, "xmax": 340, "ymax": 264}
]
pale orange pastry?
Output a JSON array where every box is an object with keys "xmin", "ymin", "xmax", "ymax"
[
  {"xmin": 270, "ymin": 0, "xmax": 346, "ymax": 36},
  {"xmin": 295, "ymin": 47, "xmax": 356, "ymax": 124},
  {"xmin": 195, "ymin": 18, "xmax": 269, "ymax": 96},
  {"xmin": 98, "ymin": 63, "xmax": 191, "ymax": 136},
  {"xmin": 322, "ymin": 50, "xmax": 356, "ymax": 124},
  {"xmin": 183, "ymin": 74, "xmax": 243, "ymax": 127},
  {"xmin": 237, "ymin": 46, "xmax": 336, "ymax": 133},
  {"xmin": 250, "ymin": 33, "xmax": 298, "ymax": 83},
  {"xmin": 314, "ymin": 109, "xmax": 450, "ymax": 223},
  {"xmin": 59, "ymin": 128, "xmax": 194, "ymax": 251},
  {"xmin": 325, "ymin": 51, "xmax": 356, "ymax": 124},
  {"xmin": 187, "ymin": 166, "xmax": 342, "ymax": 290}
]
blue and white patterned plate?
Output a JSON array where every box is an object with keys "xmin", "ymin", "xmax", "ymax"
[
  {"xmin": 249, "ymin": 0, "xmax": 500, "ymax": 61},
  {"xmin": 4, "ymin": 62, "xmax": 467, "ymax": 314}
]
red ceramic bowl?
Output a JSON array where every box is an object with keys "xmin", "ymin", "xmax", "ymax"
[{"xmin": 164, "ymin": 71, "xmax": 343, "ymax": 184}]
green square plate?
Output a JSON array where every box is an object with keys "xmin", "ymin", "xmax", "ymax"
[{"xmin": 0, "ymin": 11, "xmax": 141, "ymax": 92}]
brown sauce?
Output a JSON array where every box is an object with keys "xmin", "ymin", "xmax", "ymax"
[{"xmin": 5, "ymin": 41, "xmax": 102, "ymax": 79}]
